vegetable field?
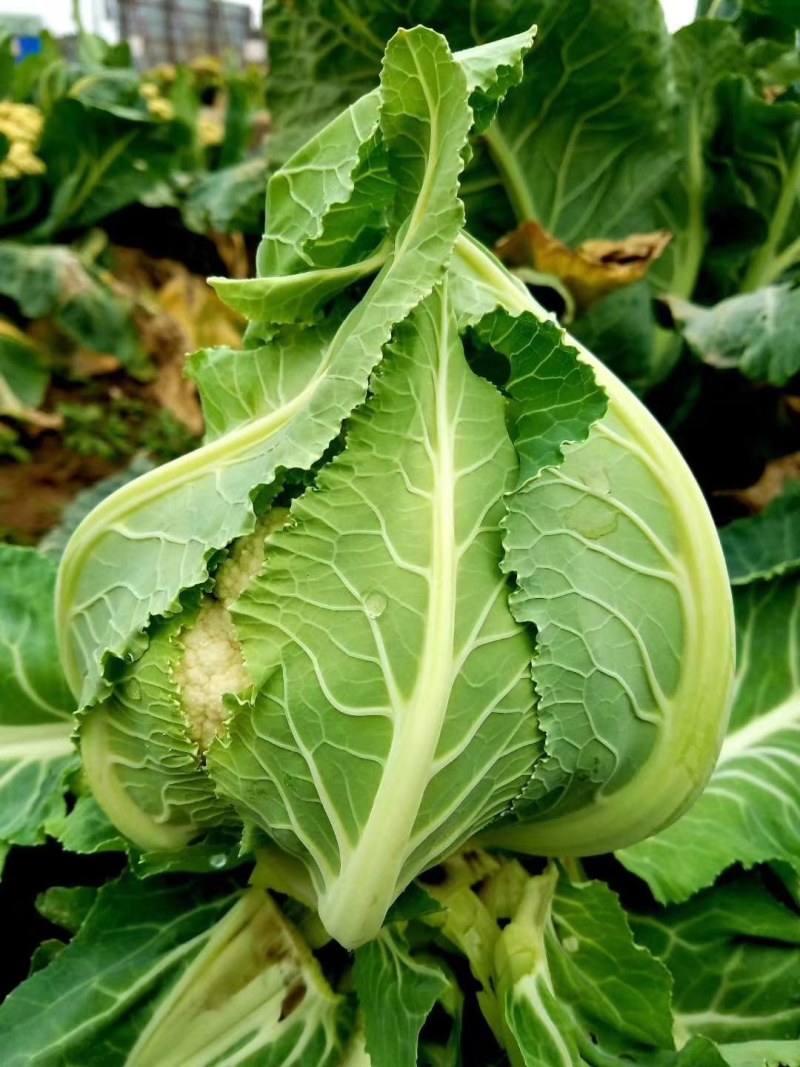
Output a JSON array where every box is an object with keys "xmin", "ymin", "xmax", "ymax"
[{"xmin": 0, "ymin": 2, "xmax": 799, "ymax": 1065}]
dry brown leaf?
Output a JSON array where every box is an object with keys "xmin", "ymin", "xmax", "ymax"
[
  {"xmin": 495, "ymin": 221, "xmax": 672, "ymax": 314},
  {"xmin": 764, "ymin": 85, "xmax": 787, "ymax": 103},
  {"xmin": 0, "ymin": 406, "xmax": 63, "ymax": 431},
  {"xmin": 110, "ymin": 247, "xmax": 245, "ymax": 435},
  {"xmin": 150, "ymin": 359, "xmax": 204, "ymax": 435},
  {"xmin": 210, "ymin": 231, "xmax": 250, "ymax": 279},
  {"xmin": 717, "ymin": 453, "xmax": 800, "ymax": 512}
]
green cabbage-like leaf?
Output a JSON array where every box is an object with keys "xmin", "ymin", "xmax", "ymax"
[
  {"xmin": 451, "ymin": 239, "xmax": 734, "ymax": 856},
  {"xmin": 720, "ymin": 481, "xmax": 800, "ymax": 585},
  {"xmin": 630, "ymin": 875, "xmax": 800, "ymax": 1048},
  {"xmin": 59, "ymin": 24, "xmax": 735, "ymax": 951}
]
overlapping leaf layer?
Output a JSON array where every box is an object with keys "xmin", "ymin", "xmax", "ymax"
[{"xmin": 55, "ymin": 25, "xmax": 733, "ymax": 951}]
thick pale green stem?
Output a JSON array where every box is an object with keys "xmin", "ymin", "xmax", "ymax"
[
  {"xmin": 741, "ymin": 146, "xmax": 800, "ymax": 292},
  {"xmin": 484, "ymin": 124, "xmax": 538, "ymax": 225},
  {"xmin": 318, "ymin": 285, "xmax": 460, "ymax": 947}
]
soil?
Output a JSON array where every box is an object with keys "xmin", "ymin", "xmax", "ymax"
[{"xmin": 0, "ymin": 435, "xmax": 119, "ymax": 544}]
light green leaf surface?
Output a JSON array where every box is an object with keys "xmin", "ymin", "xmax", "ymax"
[
  {"xmin": 471, "ymin": 305, "xmax": 608, "ymax": 485},
  {"xmin": 631, "ymin": 877, "xmax": 800, "ymax": 1049},
  {"xmin": 0, "ymin": 546, "xmax": 77, "ymax": 855},
  {"xmin": 619, "ymin": 574, "xmax": 800, "ymax": 901},
  {"xmin": 255, "ymin": 91, "xmax": 383, "ymax": 276},
  {"xmin": 210, "ymin": 284, "xmax": 540, "ymax": 947},
  {"xmin": 58, "ymin": 26, "xmax": 472, "ymax": 709},
  {"xmin": 720, "ymin": 482, "xmax": 800, "ymax": 584},
  {"xmin": 680, "ymin": 284, "xmax": 800, "ymax": 387},
  {"xmin": 451, "ymin": 27, "xmax": 535, "ymax": 135},
  {"xmin": 354, "ymin": 926, "xmax": 450, "ymax": 1067},
  {"xmin": 718, "ymin": 1041, "xmax": 800, "ymax": 1067},
  {"xmin": 48, "ymin": 793, "xmax": 126, "ymax": 856}
]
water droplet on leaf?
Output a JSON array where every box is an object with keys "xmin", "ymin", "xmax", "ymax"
[{"xmin": 364, "ymin": 592, "xmax": 387, "ymax": 619}]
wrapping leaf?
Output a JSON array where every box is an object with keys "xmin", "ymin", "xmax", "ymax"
[{"xmin": 619, "ymin": 570, "xmax": 800, "ymax": 901}]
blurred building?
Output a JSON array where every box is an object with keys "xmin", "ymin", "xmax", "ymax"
[
  {"xmin": 0, "ymin": 1, "xmax": 264, "ymax": 65},
  {"xmin": 116, "ymin": 0, "xmax": 259, "ymax": 64},
  {"xmin": 0, "ymin": 13, "xmax": 44, "ymax": 60}
]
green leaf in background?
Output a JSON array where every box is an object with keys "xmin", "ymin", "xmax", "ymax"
[
  {"xmin": 481, "ymin": 0, "xmax": 675, "ymax": 243},
  {"xmin": 0, "ymin": 546, "xmax": 77, "ymax": 864},
  {"xmin": 182, "ymin": 156, "xmax": 268, "ymax": 236},
  {"xmin": 698, "ymin": 0, "xmax": 799, "ymax": 44},
  {"xmin": 720, "ymin": 481, "xmax": 800, "ymax": 583},
  {"xmin": 35, "ymin": 885, "xmax": 99, "ymax": 935},
  {"xmin": 712, "ymin": 76, "xmax": 800, "ymax": 293},
  {"xmin": 0, "ymin": 873, "xmax": 353, "ymax": 1066},
  {"xmin": 651, "ymin": 20, "xmax": 745, "ymax": 303},
  {"xmin": 0, "ymin": 242, "xmax": 149, "ymax": 379},
  {"xmin": 676, "ymin": 283, "xmax": 800, "ymax": 386},
  {"xmin": 619, "ymin": 571, "xmax": 800, "ymax": 900},
  {"xmin": 36, "ymin": 96, "xmax": 191, "ymax": 237},
  {"xmin": 631, "ymin": 876, "xmax": 800, "ymax": 1049},
  {"xmin": 571, "ymin": 281, "xmax": 659, "ymax": 393},
  {"xmin": 354, "ymin": 926, "xmax": 451, "ymax": 1067},
  {"xmin": 0, "ymin": 324, "xmax": 49, "ymax": 418}
]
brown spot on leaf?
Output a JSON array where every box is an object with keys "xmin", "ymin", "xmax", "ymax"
[{"xmin": 279, "ymin": 982, "xmax": 307, "ymax": 1020}]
